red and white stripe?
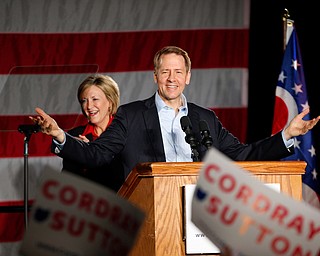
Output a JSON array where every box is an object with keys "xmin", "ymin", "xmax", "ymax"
[{"xmin": 0, "ymin": 0, "xmax": 250, "ymax": 253}]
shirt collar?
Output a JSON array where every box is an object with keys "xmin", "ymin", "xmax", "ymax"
[{"xmin": 155, "ymin": 91, "xmax": 188, "ymax": 114}]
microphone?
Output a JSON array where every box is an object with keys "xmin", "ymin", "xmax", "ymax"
[
  {"xmin": 18, "ymin": 124, "xmax": 41, "ymax": 141},
  {"xmin": 180, "ymin": 116, "xmax": 200, "ymax": 161},
  {"xmin": 199, "ymin": 120, "xmax": 213, "ymax": 149},
  {"xmin": 18, "ymin": 124, "xmax": 41, "ymax": 135}
]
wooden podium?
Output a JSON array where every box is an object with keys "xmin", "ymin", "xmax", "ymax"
[{"xmin": 118, "ymin": 161, "xmax": 306, "ymax": 256}]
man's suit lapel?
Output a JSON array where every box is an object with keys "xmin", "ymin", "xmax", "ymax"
[
  {"xmin": 187, "ymin": 104, "xmax": 205, "ymax": 159},
  {"xmin": 187, "ymin": 104, "xmax": 201, "ymax": 138},
  {"xmin": 142, "ymin": 96, "xmax": 166, "ymax": 162}
]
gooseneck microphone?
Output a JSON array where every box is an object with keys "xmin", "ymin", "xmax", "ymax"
[
  {"xmin": 199, "ymin": 120, "xmax": 213, "ymax": 149},
  {"xmin": 18, "ymin": 124, "xmax": 41, "ymax": 135},
  {"xmin": 180, "ymin": 116, "xmax": 200, "ymax": 162}
]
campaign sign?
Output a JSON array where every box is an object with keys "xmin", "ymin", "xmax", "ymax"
[
  {"xmin": 184, "ymin": 184, "xmax": 220, "ymax": 254},
  {"xmin": 192, "ymin": 148, "xmax": 320, "ymax": 256},
  {"xmin": 19, "ymin": 169, "xmax": 145, "ymax": 256}
]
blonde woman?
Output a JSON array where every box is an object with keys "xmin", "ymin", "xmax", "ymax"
[{"xmin": 60, "ymin": 74, "xmax": 123, "ymax": 191}]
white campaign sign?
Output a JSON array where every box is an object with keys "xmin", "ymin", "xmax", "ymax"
[
  {"xmin": 192, "ymin": 148, "xmax": 320, "ymax": 256},
  {"xmin": 184, "ymin": 184, "xmax": 220, "ymax": 254},
  {"xmin": 19, "ymin": 169, "xmax": 145, "ymax": 256}
]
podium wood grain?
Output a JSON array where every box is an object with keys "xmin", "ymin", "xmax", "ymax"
[{"xmin": 118, "ymin": 161, "xmax": 306, "ymax": 256}]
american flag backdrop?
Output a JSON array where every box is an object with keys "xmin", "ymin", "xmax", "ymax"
[
  {"xmin": 0, "ymin": 0, "xmax": 250, "ymax": 254},
  {"xmin": 272, "ymin": 20, "xmax": 320, "ymax": 209}
]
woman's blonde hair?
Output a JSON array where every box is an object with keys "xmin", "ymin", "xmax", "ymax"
[{"xmin": 77, "ymin": 74, "xmax": 120, "ymax": 117}]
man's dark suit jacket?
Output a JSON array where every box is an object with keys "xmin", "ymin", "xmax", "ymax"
[{"xmin": 54, "ymin": 94, "xmax": 293, "ymax": 179}]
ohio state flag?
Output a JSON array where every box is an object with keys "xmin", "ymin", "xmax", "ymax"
[{"xmin": 272, "ymin": 20, "xmax": 320, "ymax": 209}]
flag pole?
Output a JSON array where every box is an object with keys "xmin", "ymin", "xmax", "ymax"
[
  {"xmin": 282, "ymin": 8, "xmax": 290, "ymax": 51},
  {"xmin": 283, "ymin": 9, "xmax": 294, "ymax": 51}
]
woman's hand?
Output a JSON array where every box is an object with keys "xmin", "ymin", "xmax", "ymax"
[
  {"xmin": 29, "ymin": 107, "xmax": 65, "ymax": 143},
  {"xmin": 78, "ymin": 135, "xmax": 90, "ymax": 143}
]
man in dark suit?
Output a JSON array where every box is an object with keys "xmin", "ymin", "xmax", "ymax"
[{"xmin": 32, "ymin": 46, "xmax": 320, "ymax": 179}]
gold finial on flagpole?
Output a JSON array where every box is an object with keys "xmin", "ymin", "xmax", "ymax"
[
  {"xmin": 283, "ymin": 9, "xmax": 290, "ymax": 51},
  {"xmin": 283, "ymin": 8, "xmax": 290, "ymax": 20}
]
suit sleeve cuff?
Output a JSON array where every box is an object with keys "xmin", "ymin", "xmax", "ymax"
[{"xmin": 281, "ymin": 130, "xmax": 294, "ymax": 149}]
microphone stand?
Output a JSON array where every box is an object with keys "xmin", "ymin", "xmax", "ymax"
[
  {"xmin": 18, "ymin": 124, "xmax": 40, "ymax": 229},
  {"xmin": 188, "ymin": 136, "xmax": 200, "ymax": 162}
]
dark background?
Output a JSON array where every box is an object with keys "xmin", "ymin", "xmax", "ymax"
[{"xmin": 248, "ymin": 1, "xmax": 320, "ymax": 166}]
